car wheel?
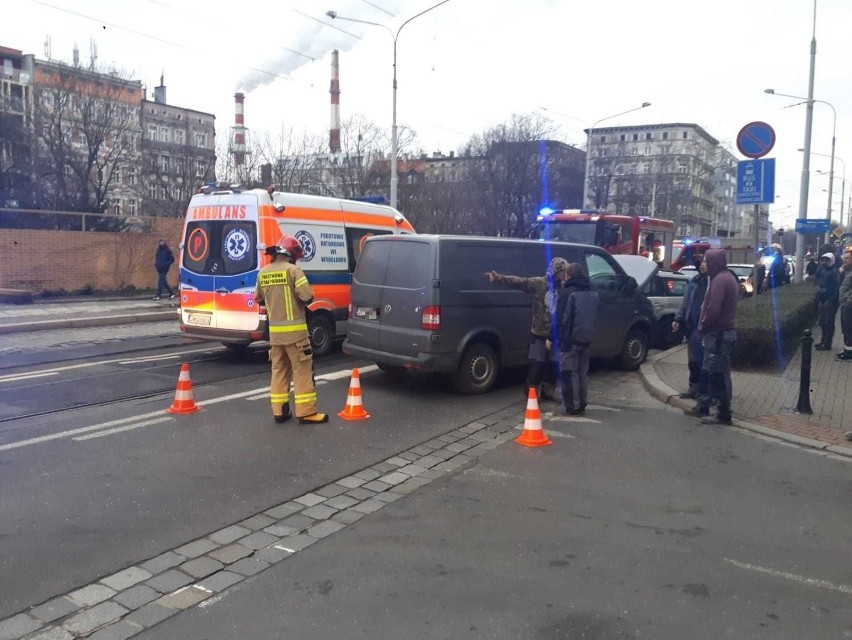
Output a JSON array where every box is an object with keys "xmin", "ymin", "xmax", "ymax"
[
  {"xmin": 619, "ymin": 329, "xmax": 649, "ymax": 370},
  {"xmin": 656, "ymin": 316, "xmax": 683, "ymax": 349},
  {"xmin": 308, "ymin": 314, "xmax": 334, "ymax": 357},
  {"xmin": 453, "ymin": 343, "xmax": 498, "ymax": 395}
]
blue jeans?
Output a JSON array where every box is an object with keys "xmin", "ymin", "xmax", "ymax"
[{"xmin": 156, "ymin": 271, "xmax": 174, "ymax": 297}]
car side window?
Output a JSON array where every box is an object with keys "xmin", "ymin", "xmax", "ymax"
[
  {"xmin": 666, "ymin": 278, "xmax": 689, "ymax": 296},
  {"xmin": 584, "ymin": 252, "xmax": 621, "ymax": 291}
]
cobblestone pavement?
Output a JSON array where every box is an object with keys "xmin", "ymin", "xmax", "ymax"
[{"xmin": 0, "ymin": 321, "xmax": 181, "ymax": 356}]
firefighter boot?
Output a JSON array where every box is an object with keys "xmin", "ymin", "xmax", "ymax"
[
  {"xmin": 299, "ymin": 412, "xmax": 329, "ymax": 425},
  {"xmin": 273, "ymin": 403, "xmax": 292, "ymax": 424}
]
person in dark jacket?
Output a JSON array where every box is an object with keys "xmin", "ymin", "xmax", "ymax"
[
  {"xmin": 554, "ymin": 262, "xmax": 599, "ymax": 416},
  {"xmin": 672, "ymin": 257, "xmax": 708, "ymax": 399},
  {"xmin": 813, "ymin": 252, "xmax": 840, "ymax": 350},
  {"xmin": 836, "ymin": 249, "xmax": 852, "ymax": 361},
  {"xmin": 685, "ymin": 249, "xmax": 739, "ymax": 425},
  {"xmin": 805, "ymin": 253, "xmax": 818, "ymax": 279},
  {"xmin": 153, "ymin": 239, "xmax": 176, "ymax": 300}
]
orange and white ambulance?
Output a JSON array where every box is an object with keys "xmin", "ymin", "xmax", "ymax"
[{"xmin": 177, "ymin": 186, "xmax": 415, "ymax": 355}]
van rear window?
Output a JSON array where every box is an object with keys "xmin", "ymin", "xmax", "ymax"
[
  {"xmin": 353, "ymin": 240, "xmax": 392, "ymax": 285},
  {"xmin": 183, "ymin": 221, "xmax": 257, "ymax": 276},
  {"xmin": 354, "ymin": 240, "xmax": 432, "ymax": 288}
]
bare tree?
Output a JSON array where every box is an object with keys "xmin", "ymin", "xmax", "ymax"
[{"xmin": 146, "ymin": 143, "xmax": 216, "ymax": 217}]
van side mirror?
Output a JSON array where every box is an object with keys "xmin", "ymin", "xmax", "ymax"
[{"xmin": 622, "ymin": 276, "xmax": 638, "ymax": 293}]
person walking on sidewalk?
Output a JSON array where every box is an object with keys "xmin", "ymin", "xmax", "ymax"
[
  {"xmin": 836, "ymin": 250, "xmax": 852, "ymax": 362},
  {"xmin": 671, "ymin": 256, "xmax": 708, "ymax": 399},
  {"xmin": 487, "ymin": 257, "xmax": 569, "ymax": 399},
  {"xmin": 153, "ymin": 239, "xmax": 176, "ymax": 300},
  {"xmin": 813, "ymin": 253, "xmax": 840, "ymax": 351},
  {"xmin": 685, "ymin": 249, "xmax": 738, "ymax": 425},
  {"xmin": 254, "ymin": 235, "xmax": 329, "ymax": 425},
  {"xmin": 555, "ymin": 262, "xmax": 599, "ymax": 416}
]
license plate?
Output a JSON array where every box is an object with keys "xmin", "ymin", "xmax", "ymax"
[
  {"xmin": 187, "ymin": 313, "xmax": 211, "ymax": 326},
  {"xmin": 355, "ymin": 306, "xmax": 378, "ymax": 320}
]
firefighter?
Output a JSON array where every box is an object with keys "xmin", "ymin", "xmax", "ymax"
[{"xmin": 254, "ymin": 235, "xmax": 329, "ymax": 425}]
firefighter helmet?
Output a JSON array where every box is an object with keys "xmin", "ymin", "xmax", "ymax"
[{"xmin": 267, "ymin": 235, "xmax": 304, "ymax": 260}]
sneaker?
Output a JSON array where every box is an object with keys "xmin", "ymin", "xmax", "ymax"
[
  {"xmin": 700, "ymin": 415, "xmax": 732, "ymax": 425},
  {"xmin": 814, "ymin": 344, "xmax": 831, "ymax": 351},
  {"xmin": 834, "ymin": 351, "xmax": 852, "ymax": 361},
  {"xmin": 684, "ymin": 405, "xmax": 709, "ymax": 418},
  {"xmin": 569, "ymin": 406, "xmax": 585, "ymax": 416},
  {"xmin": 169, "ymin": 294, "xmax": 176, "ymax": 300},
  {"xmin": 678, "ymin": 389, "xmax": 697, "ymax": 399},
  {"xmin": 152, "ymin": 296, "xmax": 161, "ymax": 301},
  {"xmin": 298, "ymin": 413, "xmax": 329, "ymax": 424}
]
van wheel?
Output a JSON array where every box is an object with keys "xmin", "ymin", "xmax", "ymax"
[
  {"xmin": 308, "ymin": 315, "xmax": 334, "ymax": 357},
  {"xmin": 656, "ymin": 316, "xmax": 684, "ymax": 349},
  {"xmin": 453, "ymin": 344, "xmax": 498, "ymax": 395},
  {"xmin": 619, "ymin": 329, "xmax": 649, "ymax": 370}
]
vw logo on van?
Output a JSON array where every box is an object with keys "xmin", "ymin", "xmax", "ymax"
[{"xmin": 384, "ymin": 304, "xmax": 393, "ymax": 316}]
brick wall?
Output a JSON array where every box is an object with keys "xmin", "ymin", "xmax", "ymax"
[{"xmin": 0, "ymin": 218, "xmax": 184, "ymax": 294}]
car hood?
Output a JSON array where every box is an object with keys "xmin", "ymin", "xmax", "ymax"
[{"xmin": 613, "ymin": 255, "xmax": 658, "ymax": 289}]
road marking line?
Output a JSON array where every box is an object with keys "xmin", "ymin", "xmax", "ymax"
[
  {"xmin": 73, "ymin": 417, "xmax": 174, "ymax": 441},
  {"xmin": 245, "ymin": 394, "xmax": 268, "ymax": 401},
  {"xmin": 274, "ymin": 545, "xmax": 296, "ymax": 553},
  {"xmin": 118, "ymin": 354, "xmax": 181, "ymax": 364},
  {"xmin": 0, "ymin": 371, "xmax": 59, "ymax": 383},
  {"xmin": 724, "ymin": 558, "xmax": 852, "ymax": 595},
  {"xmin": 316, "ymin": 364, "xmax": 378, "ymax": 381}
]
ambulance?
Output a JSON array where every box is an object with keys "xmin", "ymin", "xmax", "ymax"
[{"xmin": 177, "ymin": 185, "xmax": 415, "ymax": 356}]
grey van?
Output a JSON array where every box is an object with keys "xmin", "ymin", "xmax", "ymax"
[{"xmin": 343, "ymin": 235, "xmax": 654, "ymax": 394}]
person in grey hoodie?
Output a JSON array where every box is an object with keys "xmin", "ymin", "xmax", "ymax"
[
  {"xmin": 685, "ymin": 249, "xmax": 739, "ymax": 425},
  {"xmin": 555, "ymin": 262, "xmax": 599, "ymax": 416}
]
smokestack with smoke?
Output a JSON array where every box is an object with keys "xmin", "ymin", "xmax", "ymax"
[
  {"xmin": 329, "ymin": 49, "xmax": 341, "ymax": 154},
  {"xmin": 233, "ymin": 92, "xmax": 246, "ymax": 170}
]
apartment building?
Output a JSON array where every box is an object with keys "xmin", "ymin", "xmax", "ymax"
[{"xmin": 0, "ymin": 47, "xmax": 34, "ymax": 207}]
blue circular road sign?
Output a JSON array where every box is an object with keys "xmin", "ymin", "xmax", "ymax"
[{"xmin": 737, "ymin": 121, "xmax": 776, "ymax": 159}]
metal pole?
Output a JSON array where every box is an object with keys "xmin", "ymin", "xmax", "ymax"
[
  {"xmin": 824, "ymin": 110, "xmax": 836, "ymax": 245},
  {"xmin": 794, "ymin": 1, "xmax": 817, "ymax": 284},
  {"xmin": 753, "ymin": 203, "xmax": 760, "ymax": 309},
  {"xmin": 796, "ymin": 329, "xmax": 814, "ymax": 414},
  {"xmin": 390, "ymin": 39, "xmax": 398, "ymax": 210}
]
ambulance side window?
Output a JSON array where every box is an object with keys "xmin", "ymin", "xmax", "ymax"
[{"xmin": 346, "ymin": 227, "xmax": 392, "ymax": 272}]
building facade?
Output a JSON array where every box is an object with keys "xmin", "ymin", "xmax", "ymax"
[{"xmin": 0, "ymin": 47, "xmax": 35, "ymax": 207}]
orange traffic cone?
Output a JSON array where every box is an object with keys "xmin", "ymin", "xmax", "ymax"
[
  {"xmin": 338, "ymin": 368, "xmax": 370, "ymax": 420},
  {"xmin": 515, "ymin": 388, "xmax": 552, "ymax": 447},
  {"xmin": 166, "ymin": 363, "xmax": 201, "ymax": 414}
]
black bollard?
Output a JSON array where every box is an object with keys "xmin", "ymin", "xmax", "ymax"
[{"xmin": 795, "ymin": 329, "xmax": 813, "ymax": 414}]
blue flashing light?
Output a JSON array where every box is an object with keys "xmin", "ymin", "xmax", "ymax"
[{"xmin": 538, "ymin": 206, "xmax": 556, "ymax": 217}]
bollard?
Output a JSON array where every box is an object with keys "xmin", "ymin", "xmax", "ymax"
[{"xmin": 795, "ymin": 329, "xmax": 813, "ymax": 414}]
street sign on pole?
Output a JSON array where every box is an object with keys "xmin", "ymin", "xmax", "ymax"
[
  {"xmin": 736, "ymin": 159, "xmax": 775, "ymax": 204},
  {"xmin": 737, "ymin": 122, "xmax": 776, "ymax": 159},
  {"xmin": 795, "ymin": 219, "xmax": 831, "ymax": 234}
]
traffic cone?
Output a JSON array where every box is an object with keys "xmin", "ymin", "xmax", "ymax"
[
  {"xmin": 338, "ymin": 368, "xmax": 370, "ymax": 420},
  {"xmin": 515, "ymin": 388, "xmax": 552, "ymax": 447},
  {"xmin": 166, "ymin": 363, "xmax": 201, "ymax": 414}
]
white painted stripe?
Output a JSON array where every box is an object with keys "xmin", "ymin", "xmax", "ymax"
[
  {"xmin": 724, "ymin": 558, "xmax": 852, "ymax": 595},
  {"xmin": 73, "ymin": 417, "xmax": 174, "ymax": 441},
  {"xmin": 274, "ymin": 545, "xmax": 295, "ymax": 553},
  {"xmin": 0, "ymin": 371, "xmax": 59, "ymax": 383},
  {"xmin": 118, "ymin": 354, "xmax": 181, "ymax": 364},
  {"xmin": 245, "ymin": 394, "xmax": 269, "ymax": 401},
  {"xmin": 316, "ymin": 364, "xmax": 377, "ymax": 382}
]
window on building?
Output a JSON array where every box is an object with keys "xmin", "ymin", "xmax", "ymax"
[
  {"xmin": 620, "ymin": 134, "xmax": 626, "ymax": 141},
  {"xmin": 160, "ymin": 155, "xmax": 170, "ymax": 173},
  {"xmin": 195, "ymin": 160, "xmax": 206, "ymax": 177},
  {"xmin": 683, "ymin": 131, "xmax": 688, "ymax": 139},
  {"xmin": 159, "ymin": 127, "xmax": 169, "ymax": 143},
  {"xmin": 148, "ymin": 125, "xmax": 157, "ymax": 141},
  {"xmin": 174, "ymin": 130, "xmax": 185, "ymax": 145},
  {"xmin": 599, "ymin": 136, "xmax": 606, "ymax": 143},
  {"xmin": 158, "ymin": 185, "xmax": 167, "ymax": 200},
  {"xmin": 149, "ymin": 183, "xmax": 158, "ymax": 199},
  {"xmin": 127, "ymin": 167, "xmax": 137, "ymax": 186},
  {"xmin": 112, "ymin": 198, "xmax": 121, "ymax": 215},
  {"xmin": 128, "ymin": 199, "xmax": 137, "ymax": 215},
  {"xmin": 645, "ymin": 146, "xmax": 651, "ymax": 155},
  {"xmin": 195, "ymin": 132, "xmax": 207, "ymax": 148},
  {"xmin": 646, "ymin": 133, "xmax": 651, "ymax": 140},
  {"xmin": 633, "ymin": 133, "xmax": 639, "ymax": 141},
  {"xmin": 662, "ymin": 132, "xmax": 669, "ymax": 140}
]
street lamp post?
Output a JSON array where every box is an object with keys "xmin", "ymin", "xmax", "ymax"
[
  {"xmin": 583, "ymin": 102, "xmax": 651, "ymax": 210},
  {"xmin": 326, "ymin": 0, "xmax": 450, "ymax": 210}
]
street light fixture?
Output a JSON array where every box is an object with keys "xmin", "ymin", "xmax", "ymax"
[
  {"xmin": 766, "ymin": 88, "xmax": 837, "ymax": 246},
  {"xmin": 583, "ymin": 102, "xmax": 651, "ymax": 210},
  {"xmin": 326, "ymin": 0, "xmax": 451, "ymax": 210}
]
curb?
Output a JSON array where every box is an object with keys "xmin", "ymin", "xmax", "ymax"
[
  {"xmin": 0, "ymin": 310, "xmax": 178, "ymax": 335},
  {"xmin": 639, "ymin": 358, "xmax": 852, "ymax": 460}
]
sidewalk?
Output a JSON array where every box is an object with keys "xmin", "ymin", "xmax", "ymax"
[{"xmin": 2, "ymin": 296, "xmax": 850, "ymax": 458}]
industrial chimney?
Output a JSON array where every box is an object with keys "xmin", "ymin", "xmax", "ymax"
[
  {"xmin": 233, "ymin": 92, "xmax": 247, "ymax": 172},
  {"xmin": 329, "ymin": 50, "xmax": 341, "ymax": 155}
]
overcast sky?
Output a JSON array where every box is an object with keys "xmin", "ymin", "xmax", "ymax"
[{"xmin": 9, "ymin": 0, "xmax": 852, "ymax": 229}]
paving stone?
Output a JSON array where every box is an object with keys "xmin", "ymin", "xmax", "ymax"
[
  {"xmin": 331, "ymin": 508, "xmax": 366, "ymax": 525},
  {"xmin": 278, "ymin": 514, "xmax": 316, "ymax": 531},
  {"xmin": 419, "ymin": 468, "xmax": 446, "ymax": 480},
  {"xmin": 383, "ymin": 456, "xmax": 409, "ymax": 467},
  {"xmin": 238, "ymin": 531, "xmax": 279, "ymax": 550},
  {"xmin": 467, "ymin": 442, "xmax": 495, "ymax": 456},
  {"xmin": 208, "ymin": 543, "xmax": 252, "ymax": 564},
  {"xmin": 378, "ymin": 472, "xmax": 408, "ymax": 486},
  {"xmin": 67, "ymin": 584, "xmax": 116, "ymax": 607},
  {"xmin": 254, "ymin": 545, "xmax": 293, "ymax": 564},
  {"xmin": 391, "ymin": 477, "xmax": 432, "ymax": 494},
  {"xmin": 126, "ymin": 603, "xmax": 177, "ymax": 629},
  {"xmin": 314, "ymin": 483, "xmax": 348, "ymax": 498},
  {"xmin": 62, "ymin": 602, "xmax": 127, "ymax": 636},
  {"xmin": 228, "ymin": 558, "xmax": 270, "ymax": 577},
  {"xmin": 144, "ymin": 569, "xmax": 193, "ymax": 594},
  {"xmin": 345, "ymin": 487, "xmax": 376, "ymax": 500},
  {"xmin": 350, "ymin": 499, "xmax": 385, "ymax": 514},
  {"xmin": 293, "ymin": 493, "xmax": 325, "ymax": 507},
  {"xmin": 371, "ymin": 462, "xmax": 397, "ymax": 473},
  {"xmin": 398, "ymin": 464, "xmax": 427, "ymax": 477},
  {"xmin": 30, "ymin": 597, "xmax": 80, "ymax": 623},
  {"xmin": 155, "ymin": 585, "xmax": 211, "ymax": 610},
  {"xmin": 23, "ymin": 628, "xmax": 72, "ymax": 640},
  {"xmin": 407, "ymin": 445, "xmax": 433, "ymax": 456},
  {"xmin": 446, "ymin": 440, "xmax": 475, "ymax": 453},
  {"xmin": 306, "ymin": 520, "xmax": 346, "ymax": 539},
  {"xmin": 417, "ymin": 455, "xmax": 447, "ymax": 467},
  {"xmin": 99, "ymin": 566, "xmax": 152, "ymax": 592},
  {"xmin": 208, "ymin": 525, "xmax": 251, "ymax": 545},
  {"xmin": 0, "ymin": 613, "xmax": 42, "ymax": 640},
  {"xmin": 353, "ymin": 468, "xmax": 381, "ymax": 481},
  {"xmin": 87, "ymin": 620, "xmax": 144, "ymax": 640},
  {"xmin": 336, "ymin": 475, "xmax": 367, "ymax": 489},
  {"xmin": 397, "ymin": 451, "xmax": 420, "ymax": 461},
  {"xmin": 263, "ymin": 523, "xmax": 300, "ymax": 537},
  {"xmin": 428, "ymin": 437, "xmax": 451, "ymax": 446},
  {"xmin": 362, "ymin": 479, "xmax": 391, "ymax": 493},
  {"xmin": 264, "ymin": 502, "xmax": 303, "ymax": 519},
  {"xmin": 322, "ymin": 495, "xmax": 359, "ymax": 510},
  {"xmin": 179, "ymin": 556, "xmax": 224, "ymax": 579},
  {"xmin": 197, "ymin": 571, "xmax": 243, "ymax": 593},
  {"xmin": 276, "ymin": 534, "xmax": 318, "ymax": 552},
  {"xmin": 173, "ymin": 539, "xmax": 218, "ymax": 560},
  {"xmin": 111, "ymin": 585, "xmax": 161, "ymax": 611},
  {"xmin": 430, "ymin": 449, "xmax": 456, "ymax": 460},
  {"xmin": 301, "ymin": 504, "xmax": 338, "ymax": 520},
  {"xmin": 238, "ymin": 514, "xmax": 276, "ymax": 531},
  {"xmin": 139, "ymin": 552, "xmax": 185, "ymax": 575},
  {"xmin": 374, "ymin": 491, "xmax": 403, "ymax": 503}
]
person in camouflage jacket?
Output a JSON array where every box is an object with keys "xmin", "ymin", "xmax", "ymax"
[{"xmin": 487, "ymin": 257, "xmax": 569, "ymax": 398}]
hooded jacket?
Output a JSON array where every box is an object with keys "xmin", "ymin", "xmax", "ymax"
[
  {"xmin": 697, "ymin": 249, "xmax": 738, "ymax": 336},
  {"xmin": 674, "ymin": 268, "xmax": 708, "ymax": 336},
  {"xmin": 556, "ymin": 276, "xmax": 599, "ymax": 350},
  {"xmin": 155, "ymin": 244, "xmax": 175, "ymax": 273},
  {"xmin": 815, "ymin": 259, "xmax": 840, "ymax": 305}
]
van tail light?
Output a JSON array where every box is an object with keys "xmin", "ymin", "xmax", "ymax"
[
  {"xmin": 421, "ymin": 305, "xmax": 441, "ymax": 331},
  {"xmin": 258, "ymin": 305, "xmax": 267, "ymax": 321}
]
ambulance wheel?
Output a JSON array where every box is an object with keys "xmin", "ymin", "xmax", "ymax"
[
  {"xmin": 453, "ymin": 343, "xmax": 498, "ymax": 395},
  {"xmin": 308, "ymin": 315, "xmax": 334, "ymax": 357}
]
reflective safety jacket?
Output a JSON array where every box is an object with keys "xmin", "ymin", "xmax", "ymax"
[{"xmin": 255, "ymin": 260, "xmax": 314, "ymax": 345}]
